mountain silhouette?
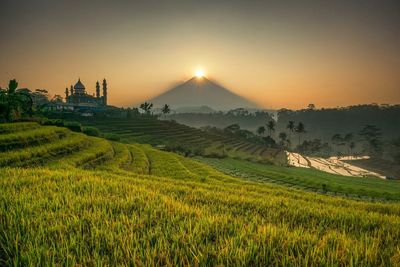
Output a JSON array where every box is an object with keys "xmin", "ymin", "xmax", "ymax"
[{"xmin": 148, "ymin": 77, "xmax": 257, "ymax": 111}]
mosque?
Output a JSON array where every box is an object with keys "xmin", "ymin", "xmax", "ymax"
[{"xmin": 65, "ymin": 78, "xmax": 108, "ymax": 107}]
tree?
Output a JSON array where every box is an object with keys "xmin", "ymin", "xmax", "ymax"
[
  {"xmin": 307, "ymin": 103, "xmax": 316, "ymax": 110},
  {"xmin": 262, "ymin": 136, "xmax": 276, "ymax": 148},
  {"xmin": 297, "ymin": 139, "xmax": 332, "ymax": 157},
  {"xmin": 295, "ymin": 122, "xmax": 306, "ymax": 146},
  {"xmin": 139, "ymin": 102, "xmax": 153, "ymax": 115},
  {"xmin": 266, "ymin": 120, "xmax": 275, "ymax": 137},
  {"xmin": 51, "ymin": 94, "xmax": 63, "ymax": 103},
  {"xmin": 161, "ymin": 104, "xmax": 171, "ymax": 119},
  {"xmin": 286, "ymin": 120, "xmax": 295, "ymax": 149},
  {"xmin": 359, "ymin": 125, "xmax": 382, "ymax": 156},
  {"xmin": 256, "ymin": 126, "xmax": 266, "ymax": 136},
  {"xmin": 278, "ymin": 132, "xmax": 288, "ymax": 148},
  {"xmin": 349, "ymin": 142, "xmax": 356, "ymax": 155},
  {"xmin": 331, "ymin": 133, "xmax": 342, "ymax": 144},
  {"xmin": 344, "ymin": 133, "xmax": 354, "ymax": 154},
  {"xmin": 25, "ymin": 89, "xmax": 52, "ymax": 113},
  {"xmin": 0, "ymin": 79, "xmax": 33, "ymax": 121},
  {"xmin": 126, "ymin": 107, "xmax": 140, "ymax": 118},
  {"xmin": 224, "ymin": 124, "xmax": 240, "ymax": 134},
  {"xmin": 331, "ymin": 133, "xmax": 345, "ymax": 155},
  {"xmin": 126, "ymin": 107, "xmax": 133, "ymax": 118}
]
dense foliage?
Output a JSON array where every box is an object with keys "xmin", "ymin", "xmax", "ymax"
[
  {"xmin": 167, "ymin": 108, "xmax": 274, "ymax": 130},
  {"xmin": 277, "ymin": 104, "xmax": 400, "ymax": 141}
]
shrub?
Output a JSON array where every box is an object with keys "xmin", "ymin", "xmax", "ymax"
[
  {"xmin": 164, "ymin": 143, "xmax": 199, "ymax": 157},
  {"xmin": 204, "ymin": 151, "xmax": 228, "ymax": 159},
  {"xmin": 64, "ymin": 121, "xmax": 82, "ymax": 132},
  {"xmin": 42, "ymin": 119, "xmax": 64, "ymax": 127},
  {"xmin": 18, "ymin": 117, "xmax": 45, "ymax": 124},
  {"xmin": 82, "ymin": 126, "xmax": 100, "ymax": 137}
]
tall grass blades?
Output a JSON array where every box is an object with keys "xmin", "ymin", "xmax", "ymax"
[{"xmin": 0, "ymin": 123, "xmax": 399, "ymax": 265}]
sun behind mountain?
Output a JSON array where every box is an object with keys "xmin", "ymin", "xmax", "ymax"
[
  {"xmin": 146, "ymin": 76, "xmax": 258, "ymax": 111},
  {"xmin": 195, "ymin": 69, "xmax": 205, "ymax": 78}
]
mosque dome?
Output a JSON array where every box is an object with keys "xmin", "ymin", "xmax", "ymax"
[{"xmin": 74, "ymin": 79, "xmax": 86, "ymax": 90}]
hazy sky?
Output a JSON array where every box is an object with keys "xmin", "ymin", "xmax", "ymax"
[{"xmin": 1, "ymin": 0, "xmax": 399, "ymax": 109}]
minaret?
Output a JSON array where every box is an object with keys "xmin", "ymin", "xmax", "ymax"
[
  {"xmin": 96, "ymin": 81, "xmax": 100, "ymax": 98},
  {"xmin": 65, "ymin": 87, "xmax": 69, "ymax": 102},
  {"xmin": 102, "ymin": 78, "xmax": 107, "ymax": 106},
  {"xmin": 70, "ymin": 85, "xmax": 74, "ymax": 95}
]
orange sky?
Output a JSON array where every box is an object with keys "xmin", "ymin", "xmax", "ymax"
[{"xmin": 0, "ymin": 0, "xmax": 399, "ymax": 109}]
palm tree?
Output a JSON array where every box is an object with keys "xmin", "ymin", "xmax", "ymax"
[
  {"xmin": 295, "ymin": 122, "xmax": 306, "ymax": 146},
  {"xmin": 331, "ymin": 133, "xmax": 343, "ymax": 155},
  {"xmin": 139, "ymin": 102, "xmax": 153, "ymax": 115},
  {"xmin": 344, "ymin": 133, "xmax": 354, "ymax": 154},
  {"xmin": 278, "ymin": 132, "xmax": 288, "ymax": 148},
  {"xmin": 0, "ymin": 79, "xmax": 32, "ymax": 121},
  {"xmin": 161, "ymin": 104, "xmax": 170, "ymax": 119},
  {"xmin": 286, "ymin": 121, "xmax": 295, "ymax": 148},
  {"xmin": 266, "ymin": 120, "xmax": 275, "ymax": 137},
  {"xmin": 256, "ymin": 126, "xmax": 266, "ymax": 136},
  {"xmin": 349, "ymin": 142, "xmax": 355, "ymax": 156}
]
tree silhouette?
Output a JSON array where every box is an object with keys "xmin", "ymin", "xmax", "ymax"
[
  {"xmin": 266, "ymin": 120, "xmax": 275, "ymax": 137},
  {"xmin": 51, "ymin": 95, "xmax": 63, "ymax": 103},
  {"xmin": 278, "ymin": 132, "xmax": 288, "ymax": 148},
  {"xmin": 344, "ymin": 133, "xmax": 354, "ymax": 155},
  {"xmin": 126, "ymin": 107, "xmax": 133, "ymax": 119},
  {"xmin": 349, "ymin": 142, "xmax": 356, "ymax": 156},
  {"xmin": 359, "ymin": 125, "xmax": 382, "ymax": 156},
  {"xmin": 126, "ymin": 107, "xmax": 140, "ymax": 118},
  {"xmin": 0, "ymin": 79, "xmax": 32, "ymax": 121},
  {"xmin": 262, "ymin": 136, "xmax": 276, "ymax": 148},
  {"xmin": 139, "ymin": 102, "xmax": 153, "ymax": 115},
  {"xmin": 286, "ymin": 120, "xmax": 295, "ymax": 149},
  {"xmin": 331, "ymin": 133, "xmax": 344, "ymax": 155},
  {"xmin": 295, "ymin": 122, "xmax": 306, "ymax": 146},
  {"xmin": 161, "ymin": 104, "xmax": 171, "ymax": 119},
  {"xmin": 307, "ymin": 103, "xmax": 316, "ymax": 110},
  {"xmin": 224, "ymin": 124, "xmax": 240, "ymax": 134},
  {"xmin": 257, "ymin": 126, "xmax": 266, "ymax": 136}
]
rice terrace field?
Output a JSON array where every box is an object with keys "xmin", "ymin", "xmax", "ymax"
[
  {"xmin": 77, "ymin": 117, "xmax": 284, "ymax": 162},
  {"xmin": 1, "ymin": 122, "xmax": 400, "ymax": 266},
  {"xmin": 2, "ymin": 0, "xmax": 400, "ymax": 265}
]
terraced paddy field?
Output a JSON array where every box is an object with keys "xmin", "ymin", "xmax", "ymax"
[
  {"xmin": 1, "ymin": 122, "xmax": 400, "ymax": 265},
  {"xmin": 199, "ymin": 157, "xmax": 400, "ymax": 201},
  {"xmin": 342, "ymin": 157, "xmax": 400, "ymax": 180},
  {"xmin": 77, "ymin": 117, "xmax": 285, "ymax": 163}
]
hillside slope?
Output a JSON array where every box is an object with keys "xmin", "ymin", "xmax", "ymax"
[
  {"xmin": 78, "ymin": 117, "xmax": 285, "ymax": 163},
  {"xmin": 0, "ymin": 122, "xmax": 400, "ymax": 265}
]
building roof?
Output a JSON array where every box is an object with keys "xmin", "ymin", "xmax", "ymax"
[{"xmin": 74, "ymin": 79, "xmax": 86, "ymax": 90}]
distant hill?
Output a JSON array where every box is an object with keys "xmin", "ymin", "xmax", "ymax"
[
  {"xmin": 147, "ymin": 77, "xmax": 257, "ymax": 111},
  {"xmin": 173, "ymin": 105, "xmax": 216, "ymax": 114}
]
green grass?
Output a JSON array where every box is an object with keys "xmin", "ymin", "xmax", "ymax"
[
  {"xmin": 198, "ymin": 157, "xmax": 400, "ymax": 201},
  {"xmin": 0, "ymin": 122, "xmax": 40, "ymax": 133},
  {"xmin": 0, "ymin": 132, "xmax": 91, "ymax": 167},
  {"xmin": 0, "ymin": 126, "xmax": 68, "ymax": 151},
  {"xmin": 0, "ymin": 122, "xmax": 400, "ymax": 265},
  {"xmin": 126, "ymin": 144, "xmax": 150, "ymax": 174}
]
